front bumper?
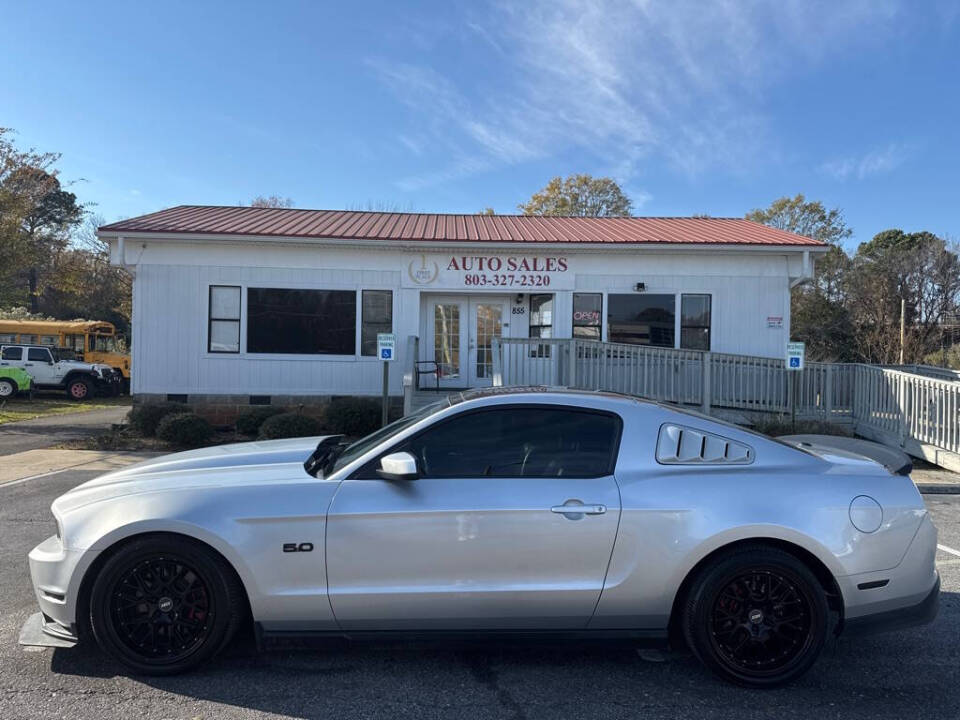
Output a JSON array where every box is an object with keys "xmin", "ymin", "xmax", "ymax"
[
  {"xmin": 92, "ymin": 370, "xmax": 123, "ymax": 395},
  {"xmin": 27, "ymin": 534, "xmax": 96, "ymax": 641}
]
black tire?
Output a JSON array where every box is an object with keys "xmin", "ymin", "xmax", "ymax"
[
  {"xmin": 88, "ymin": 535, "xmax": 244, "ymax": 675},
  {"xmin": 66, "ymin": 377, "xmax": 91, "ymax": 401},
  {"xmin": 682, "ymin": 546, "xmax": 828, "ymax": 688},
  {"xmin": 0, "ymin": 378, "xmax": 16, "ymax": 398}
]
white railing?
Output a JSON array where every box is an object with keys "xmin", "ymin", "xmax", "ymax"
[{"xmin": 491, "ymin": 337, "xmax": 960, "ymax": 459}]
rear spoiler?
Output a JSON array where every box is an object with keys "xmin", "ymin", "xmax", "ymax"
[{"xmin": 778, "ymin": 434, "xmax": 913, "ymax": 476}]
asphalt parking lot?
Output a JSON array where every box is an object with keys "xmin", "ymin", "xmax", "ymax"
[{"xmin": 1, "ymin": 468, "xmax": 958, "ymax": 720}]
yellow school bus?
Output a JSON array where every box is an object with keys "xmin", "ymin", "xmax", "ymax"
[{"xmin": 0, "ymin": 319, "xmax": 130, "ymax": 386}]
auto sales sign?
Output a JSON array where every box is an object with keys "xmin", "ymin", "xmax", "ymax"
[{"xmin": 403, "ymin": 253, "xmax": 574, "ymax": 290}]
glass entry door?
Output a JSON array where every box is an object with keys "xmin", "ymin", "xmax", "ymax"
[
  {"xmin": 468, "ymin": 298, "xmax": 508, "ymax": 387},
  {"xmin": 425, "ymin": 296, "xmax": 509, "ymax": 388},
  {"xmin": 430, "ymin": 298, "xmax": 467, "ymax": 387}
]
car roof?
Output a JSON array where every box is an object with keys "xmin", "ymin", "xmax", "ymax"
[{"xmin": 453, "ymin": 386, "xmax": 655, "ymax": 407}]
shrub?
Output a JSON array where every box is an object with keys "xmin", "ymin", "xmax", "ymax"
[
  {"xmin": 155, "ymin": 412, "xmax": 213, "ymax": 448},
  {"xmin": 127, "ymin": 402, "xmax": 191, "ymax": 437},
  {"xmin": 258, "ymin": 412, "xmax": 321, "ymax": 440},
  {"xmin": 324, "ymin": 397, "xmax": 382, "ymax": 437},
  {"xmin": 236, "ymin": 406, "xmax": 285, "ymax": 435}
]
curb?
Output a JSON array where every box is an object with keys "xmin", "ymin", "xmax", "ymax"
[{"xmin": 916, "ymin": 484, "xmax": 960, "ymax": 495}]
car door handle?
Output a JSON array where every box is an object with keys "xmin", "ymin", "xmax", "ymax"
[{"xmin": 551, "ymin": 503, "xmax": 606, "ymax": 515}]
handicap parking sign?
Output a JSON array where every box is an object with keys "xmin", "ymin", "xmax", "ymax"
[
  {"xmin": 377, "ymin": 333, "xmax": 396, "ymax": 362},
  {"xmin": 785, "ymin": 341, "xmax": 805, "ymax": 371}
]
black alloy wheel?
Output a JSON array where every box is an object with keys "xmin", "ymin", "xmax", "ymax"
[
  {"xmin": 89, "ymin": 535, "xmax": 244, "ymax": 675},
  {"xmin": 683, "ymin": 546, "xmax": 829, "ymax": 688}
]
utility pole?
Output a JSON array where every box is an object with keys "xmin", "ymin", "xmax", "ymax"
[{"xmin": 899, "ymin": 297, "xmax": 906, "ymax": 365}]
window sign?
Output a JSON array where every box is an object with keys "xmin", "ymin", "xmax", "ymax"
[{"xmin": 573, "ymin": 293, "xmax": 602, "ymax": 340}]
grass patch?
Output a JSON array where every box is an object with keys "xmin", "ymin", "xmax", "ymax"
[{"xmin": 0, "ymin": 395, "xmax": 131, "ymax": 426}]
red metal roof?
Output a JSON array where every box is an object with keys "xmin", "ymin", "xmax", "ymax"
[{"xmin": 98, "ymin": 205, "xmax": 825, "ymax": 247}]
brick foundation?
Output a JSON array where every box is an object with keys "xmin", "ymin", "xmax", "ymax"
[{"xmin": 132, "ymin": 393, "xmax": 404, "ymax": 428}]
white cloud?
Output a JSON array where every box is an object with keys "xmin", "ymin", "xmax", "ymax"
[
  {"xmin": 368, "ymin": 0, "xmax": 906, "ymax": 191},
  {"xmin": 820, "ymin": 143, "xmax": 913, "ymax": 180}
]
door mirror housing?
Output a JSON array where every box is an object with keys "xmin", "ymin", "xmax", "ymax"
[{"xmin": 377, "ymin": 451, "xmax": 419, "ymax": 481}]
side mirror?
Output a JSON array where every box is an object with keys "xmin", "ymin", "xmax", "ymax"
[{"xmin": 376, "ymin": 451, "xmax": 419, "ymax": 481}]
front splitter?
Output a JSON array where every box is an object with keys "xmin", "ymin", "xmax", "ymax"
[{"xmin": 19, "ymin": 612, "xmax": 78, "ymax": 648}]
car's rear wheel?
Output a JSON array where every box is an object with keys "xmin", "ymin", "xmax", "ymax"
[
  {"xmin": 0, "ymin": 378, "xmax": 16, "ymax": 398},
  {"xmin": 89, "ymin": 535, "xmax": 244, "ymax": 675},
  {"xmin": 682, "ymin": 546, "xmax": 828, "ymax": 688},
  {"xmin": 66, "ymin": 377, "xmax": 91, "ymax": 400}
]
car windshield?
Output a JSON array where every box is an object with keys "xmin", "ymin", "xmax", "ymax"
[{"xmin": 323, "ymin": 398, "xmax": 451, "ymax": 477}]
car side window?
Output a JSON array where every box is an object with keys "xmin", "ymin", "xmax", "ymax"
[
  {"xmin": 27, "ymin": 348, "xmax": 51, "ymax": 362},
  {"xmin": 2, "ymin": 347, "xmax": 23, "ymax": 361},
  {"xmin": 373, "ymin": 407, "xmax": 621, "ymax": 479}
]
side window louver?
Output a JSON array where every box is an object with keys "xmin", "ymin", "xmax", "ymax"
[{"xmin": 656, "ymin": 424, "xmax": 754, "ymax": 465}]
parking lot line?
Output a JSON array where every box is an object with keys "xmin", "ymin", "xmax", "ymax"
[{"xmin": 937, "ymin": 544, "xmax": 960, "ymax": 558}]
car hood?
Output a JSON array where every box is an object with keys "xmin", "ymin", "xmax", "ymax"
[{"xmin": 52, "ymin": 436, "xmax": 332, "ymax": 514}]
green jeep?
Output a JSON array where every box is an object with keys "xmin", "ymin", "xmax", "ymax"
[{"xmin": 0, "ymin": 366, "xmax": 32, "ymax": 399}]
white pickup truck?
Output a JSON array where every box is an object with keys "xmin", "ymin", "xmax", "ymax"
[{"xmin": 0, "ymin": 345, "xmax": 121, "ymax": 399}]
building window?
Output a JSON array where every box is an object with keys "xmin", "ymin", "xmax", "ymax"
[
  {"xmin": 361, "ymin": 290, "xmax": 393, "ymax": 356},
  {"xmin": 528, "ymin": 294, "xmax": 553, "ymax": 357},
  {"xmin": 247, "ymin": 288, "xmax": 356, "ymax": 355},
  {"xmin": 681, "ymin": 294, "xmax": 711, "ymax": 351},
  {"xmin": 572, "ymin": 293, "xmax": 602, "ymax": 340},
  {"xmin": 208, "ymin": 285, "xmax": 241, "ymax": 353},
  {"xmin": 608, "ymin": 294, "xmax": 675, "ymax": 347}
]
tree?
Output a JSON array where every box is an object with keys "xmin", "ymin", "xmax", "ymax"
[
  {"xmin": 747, "ymin": 195, "xmax": 856, "ymax": 359},
  {"xmin": 518, "ymin": 174, "xmax": 632, "ymax": 217},
  {"xmin": 250, "ymin": 195, "xmax": 294, "ymax": 208},
  {"xmin": 44, "ymin": 214, "xmax": 133, "ymax": 333},
  {"xmin": 479, "ymin": 207, "xmax": 496, "ymax": 215},
  {"xmin": 746, "ymin": 194, "xmax": 852, "ymax": 246},
  {"xmin": 0, "ymin": 153, "xmax": 85, "ymax": 313},
  {"xmin": 846, "ymin": 230, "xmax": 960, "ymax": 363}
]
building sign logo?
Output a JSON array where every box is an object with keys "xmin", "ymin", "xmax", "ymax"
[
  {"xmin": 403, "ymin": 253, "xmax": 573, "ymax": 290},
  {"xmin": 408, "ymin": 255, "xmax": 440, "ymax": 285}
]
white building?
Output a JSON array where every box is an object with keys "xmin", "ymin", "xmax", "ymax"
[{"xmin": 100, "ymin": 206, "xmax": 826, "ymax": 409}]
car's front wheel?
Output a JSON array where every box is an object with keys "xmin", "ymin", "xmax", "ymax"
[
  {"xmin": 682, "ymin": 546, "xmax": 829, "ymax": 688},
  {"xmin": 66, "ymin": 377, "xmax": 91, "ymax": 400},
  {"xmin": 88, "ymin": 535, "xmax": 244, "ymax": 675}
]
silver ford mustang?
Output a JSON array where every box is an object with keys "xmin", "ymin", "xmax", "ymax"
[{"xmin": 23, "ymin": 388, "xmax": 939, "ymax": 687}]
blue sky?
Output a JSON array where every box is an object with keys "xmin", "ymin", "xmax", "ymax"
[{"xmin": 2, "ymin": 0, "xmax": 958, "ymax": 249}]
